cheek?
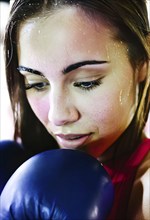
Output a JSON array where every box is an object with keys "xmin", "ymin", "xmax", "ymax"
[
  {"xmin": 89, "ymin": 95, "xmax": 121, "ymax": 124},
  {"xmin": 27, "ymin": 96, "xmax": 49, "ymax": 125},
  {"xmin": 82, "ymin": 87, "xmax": 135, "ymax": 132}
]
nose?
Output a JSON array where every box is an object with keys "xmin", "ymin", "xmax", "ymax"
[{"xmin": 48, "ymin": 91, "xmax": 80, "ymax": 126}]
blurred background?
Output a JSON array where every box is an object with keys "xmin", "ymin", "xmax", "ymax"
[
  {"xmin": 0, "ymin": 0, "xmax": 150, "ymax": 140},
  {"xmin": 0, "ymin": 0, "xmax": 14, "ymax": 140}
]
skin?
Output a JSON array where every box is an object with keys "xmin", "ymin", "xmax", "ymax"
[
  {"xmin": 127, "ymin": 151, "xmax": 150, "ymax": 220},
  {"xmin": 17, "ymin": 7, "xmax": 142, "ymax": 158},
  {"xmin": 17, "ymin": 7, "xmax": 149, "ymax": 219}
]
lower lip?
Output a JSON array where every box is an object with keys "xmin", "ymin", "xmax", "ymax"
[{"xmin": 56, "ymin": 134, "xmax": 91, "ymax": 149}]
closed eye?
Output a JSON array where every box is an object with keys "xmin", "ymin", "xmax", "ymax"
[
  {"xmin": 73, "ymin": 77, "xmax": 103, "ymax": 91},
  {"xmin": 25, "ymin": 82, "xmax": 50, "ymax": 91}
]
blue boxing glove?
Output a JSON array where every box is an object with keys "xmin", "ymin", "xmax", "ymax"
[
  {"xmin": 0, "ymin": 149, "xmax": 114, "ymax": 220},
  {"xmin": 0, "ymin": 140, "xmax": 28, "ymax": 194}
]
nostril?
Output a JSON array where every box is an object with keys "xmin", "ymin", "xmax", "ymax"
[{"xmin": 48, "ymin": 104, "xmax": 80, "ymax": 126}]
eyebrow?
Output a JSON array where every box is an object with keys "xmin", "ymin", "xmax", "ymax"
[
  {"xmin": 17, "ymin": 60, "xmax": 108, "ymax": 76},
  {"xmin": 17, "ymin": 66, "xmax": 43, "ymax": 76},
  {"xmin": 63, "ymin": 60, "xmax": 108, "ymax": 74}
]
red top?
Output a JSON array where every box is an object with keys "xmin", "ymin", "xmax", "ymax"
[{"xmin": 104, "ymin": 138, "xmax": 150, "ymax": 220}]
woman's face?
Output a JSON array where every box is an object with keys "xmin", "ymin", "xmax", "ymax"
[{"xmin": 18, "ymin": 7, "xmax": 141, "ymax": 157}]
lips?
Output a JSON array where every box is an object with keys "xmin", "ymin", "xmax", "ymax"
[
  {"xmin": 55, "ymin": 133, "xmax": 92, "ymax": 149},
  {"xmin": 56, "ymin": 134, "xmax": 89, "ymax": 140}
]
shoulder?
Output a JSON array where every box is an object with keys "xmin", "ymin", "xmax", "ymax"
[
  {"xmin": 139, "ymin": 151, "xmax": 150, "ymax": 220},
  {"xmin": 127, "ymin": 148, "xmax": 150, "ymax": 220}
]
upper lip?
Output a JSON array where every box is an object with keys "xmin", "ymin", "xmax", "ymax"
[{"xmin": 55, "ymin": 133, "xmax": 91, "ymax": 140}]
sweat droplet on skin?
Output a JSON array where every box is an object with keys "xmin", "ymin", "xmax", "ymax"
[
  {"xmin": 119, "ymin": 80, "xmax": 133, "ymax": 105},
  {"xmin": 119, "ymin": 90, "xmax": 123, "ymax": 105},
  {"xmin": 105, "ymin": 45, "xmax": 110, "ymax": 60}
]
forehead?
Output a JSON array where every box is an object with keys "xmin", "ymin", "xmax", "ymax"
[
  {"xmin": 17, "ymin": 7, "xmax": 121, "ymax": 69},
  {"xmin": 18, "ymin": 7, "xmax": 116, "ymax": 46}
]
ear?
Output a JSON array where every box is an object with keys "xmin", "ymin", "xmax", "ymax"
[{"xmin": 137, "ymin": 61, "xmax": 149, "ymax": 83}]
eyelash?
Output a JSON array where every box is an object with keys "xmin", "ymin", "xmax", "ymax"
[
  {"xmin": 25, "ymin": 82, "xmax": 50, "ymax": 91},
  {"xmin": 25, "ymin": 78, "xmax": 103, "ymax": 92},
  {"xmin": 73, "ymin": 78, "xmax": 103, "ymax": 91}
]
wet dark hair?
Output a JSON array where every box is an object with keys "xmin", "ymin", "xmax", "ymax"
[{"xmin": 4, "ymin": 0, "xmax": 150, "ymax": 156}]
